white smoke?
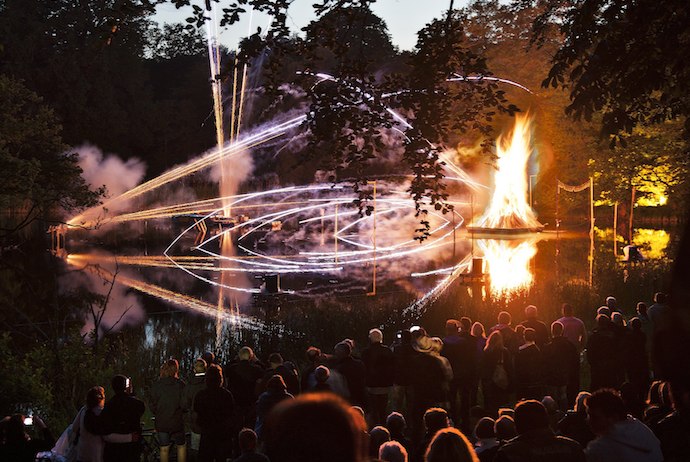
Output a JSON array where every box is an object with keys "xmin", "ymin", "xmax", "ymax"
[{"xmin": 74, "ymin": 144, "xmax": 146, "ymax": 198}]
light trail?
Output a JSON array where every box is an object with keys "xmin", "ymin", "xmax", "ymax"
[
  {"xmin": 64, "ymin": 70, "xmax": 542, "ymax": 319},
  {"xmin": 66, "ymin": 254, "xmax": 266, "ymax": 330},
  {"xmin": 68, "ymin": 116, "xmax": 305, "ymax": 226},
  {"xmin": 404, "ymin": 254, "xmax": 474, "ymax": 317}
]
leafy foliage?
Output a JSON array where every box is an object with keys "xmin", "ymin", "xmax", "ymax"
[
  {"xmin": 0, "ymin": 76, "xmax": 103, "ymax": 242},
  {"xmin": 517, "ymin": 0, "xmax": 690, "ymax": 145}
]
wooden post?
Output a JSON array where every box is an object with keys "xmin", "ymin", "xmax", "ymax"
[
  {"xmin": 589, "ymin": 177, "xmax": 595, "ymax": 239},
  {"xmin": 629, "ymin": 186, "xmax": 636, "ymax": 244},
  {"xmin": 334, "ymin": 203, "xmax": 339, "ymax": 263},
  {"xmin": 613, "ymin": 202, "xmax": 618, "ymax": 256},
  {"xmin": 589, "ymin": 177, "xmax": 594, "ymax": 287},
  {"xmin": 367, "ymin": 181, "xmax": 377, "ymax": 296}
]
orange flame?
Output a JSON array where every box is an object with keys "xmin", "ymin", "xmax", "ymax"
[
  {"xmin": 474, "ymin": 114, "xmax": 541, "ymax": 229},
  {"xmin": 479, "ymin": 239, "xmax": 537, "ymax": 297}
]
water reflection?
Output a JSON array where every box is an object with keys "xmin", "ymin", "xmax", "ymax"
[
  {"xmin": 633, "ymin": 228, "xmax": 670, "ymax": 260},
  {"xmin": 478, "ymin": 239, "xmax": 538, "ymax": 298}
]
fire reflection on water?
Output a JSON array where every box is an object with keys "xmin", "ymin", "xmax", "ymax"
[{"xmin": 478, "ymin": 239, "xmax": 538, "ymax": 298}]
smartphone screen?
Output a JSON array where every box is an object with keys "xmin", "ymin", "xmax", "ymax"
[{"xmin": 24, "ymin": 416, "xmax": 33, "ymax": 426}]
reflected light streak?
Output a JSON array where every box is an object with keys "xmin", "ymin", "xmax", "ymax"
[{"xmin": 66, "ymin": 255, "xmax": 265, "ymax": 330}]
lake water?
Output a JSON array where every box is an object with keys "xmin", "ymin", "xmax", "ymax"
[{"xmin": 59, "ymin": 206, "xmax": 677, "ymax": 384}]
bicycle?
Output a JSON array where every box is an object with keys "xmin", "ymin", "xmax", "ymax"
[{"xmin": 140, "ymin": 427, "xmax": 160, "ymax": 462}]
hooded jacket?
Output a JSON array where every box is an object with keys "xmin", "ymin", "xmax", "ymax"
[
  {"xmin": 150, "ymin": 376, "xmax": 186, "ymax": 433},
  {"xmin": 585, "ymin": 417, "xmax": 663, "ymax": 462}
]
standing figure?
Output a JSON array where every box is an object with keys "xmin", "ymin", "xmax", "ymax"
[
  {"xmin": 100, "ymin": 375, "xmax": 145, "ymax": 462},
  {"xmin": 150, "ymin": 358, "xmax": 187, "ymax": 462},
  {"xmin": 193, "ymin": 364, "xmax": 235, "ymax": 462}
]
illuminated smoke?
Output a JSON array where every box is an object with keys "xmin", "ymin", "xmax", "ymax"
[{"xmin": 75, "ymin": 144, "xmax": 146, "ymax": 201}]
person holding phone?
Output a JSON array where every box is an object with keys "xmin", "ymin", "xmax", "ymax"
[
  {"xmin": 99, "ymin": 375, "xmax": 145, "ymax": 462},
  {"xmin": 0, "ymin": 413, "xmax": 54, "ymax": 462}
]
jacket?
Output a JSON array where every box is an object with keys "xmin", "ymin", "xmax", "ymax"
[
  {"xmin": 150, "ymin": 376, "xmax": 186, "ymax": 433},
  {"xmin": 361, "ymin": 342, "xmax": 395, "ymax": 388},
  {"xmin": 494, "ymin": 428, "xmax": 585, "ymax": 462},
  {"xmin": 585, "ymin": 417, "xmax": 663, "ymax": 462}
]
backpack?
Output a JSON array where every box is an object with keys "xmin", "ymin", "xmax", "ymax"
[{"xmin": 492, "ymin": 354, "xmax": 509, "ymax": 390}]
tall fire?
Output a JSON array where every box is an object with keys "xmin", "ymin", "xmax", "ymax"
[
  {"xmin": 470, "ymin": 114, "xmax": 543, "ymax": 233},
  {"xmin": 470, "ymin": 114, "xmax": 543, "ymax": 296}
]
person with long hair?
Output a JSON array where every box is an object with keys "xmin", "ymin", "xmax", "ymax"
[
  {"xmin": 75, "ymin": 386, "xmax": 135, "ymax": 462},
  {"xmin": 481, "ymin": 331, "xmax": 513, "ymax": 416},
  {"xmin": 424, "ymin": 427, "xmax": 478, "ymax": 462}
]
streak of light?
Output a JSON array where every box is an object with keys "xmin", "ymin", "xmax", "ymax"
[
  {"xmin": 68, "ymin": 116, "xmax": 305, "ymax": 226},
  {"xmin": 448, "ymin": 74, "xmax": 535, "ymax": 94},
  {"xmin": 411, "ymin": 267, "xmax": 456, "ymax": 277},
  {"xmin": 67, "ymin": 253, "xmax": 342, "ymax": 273},
  {"xmin": 404, "ymin": 254, "xmax": 474, "ymax": 317},
  {"xmin": 66, "ymin": 256, "xmax": 265, "ymax": 330}
]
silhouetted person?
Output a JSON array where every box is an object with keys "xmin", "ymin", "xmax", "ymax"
[
  {"xmin": 184, "ymin": 358, "xmax": 207, "ymax": 455},
  {"xmin": 473, "ymin": 417, "xmax": 499, "ymax": 462},
  {"xmin": 227, "ymin": 346, "xmax": 264, "ymax": 428},
  {"xmin": 300, "ymin": 346, "xmax": 325, "ymax": 391},
  {"xmin": 643, "ymin": 381, "xmax": 672, "ymax": 431},
  {"xmin": 100, "ymin": 375, "xmax": 145, "ymax": 462},
  {"xmin": 386, "ymin": 412, "xmax": 412, "ymax": 454},
  {"xmin": 515, "ymin": 328, "xmax": 544, "ymax": 400},
  {"xmin": 415, "ymin": 408, "xmax": 450, "ymax": 462},
  {"xmin": 424, "ymin": 427, "xmax": 478, "ymax": 462},
  {"xmin": 636, "ymin": 302, "xmax": 653, "ymax": 357},
  {"xmin": 0, "ymin": 414, "xmax": 54, "ymax": 462},
  {"xmin": 410, "ymin": 336, "xmax": 449, "ymax": 438},
  {"xmin": 392, "ymin": 329, "xmax": 417, "ymax": 415},
  {"xmin": 654, "ymin": 380, "xmax": 690, "ymax": 462},
  {"xmin": 490, "ymin": 311, "xmax": 518, "ymax": 355},
  {"xmin": 494, "ymin": 400, "xmax": 585, "ymax": 462},
  {"xmin": 481, "ymin": 331, "xmax": 514, "ymax": 416},
  {"xmin": 263, "ymin": 393, "xmax": 369, "ymax": 462},
  {"xmin": 445, "ymin": 317, "xmax": 479, "ymax": 431},
  {"xmin": 260, "ymin": 353, "xmax": 300, "ymax": 396},
  {"xmin": 648, "ymin": 292, "xmax": 670, "ymax": 333},
  {"xmin": 584, "ymin": 388, "xmax": 662, "ymax": 462},
  {"xmin": 255, "ymin": 374, "xmax": 293, "ymax": 439},
  {"xmin": 331, "ymin": 341, "xmax": 367, "ymax": 407},
  {"xmin": 312, "ymin": 365, "xmax": 333, "ymax": 392},
  {"xmin": 379, "ymin": 440, "xmax": 408, "ymax": 462},
  {"xmin": 369, "ymin": 425, "xmax": 391, "ymax": 459},
  {"xmin": 587, "ymin": 314, "xmax": 621, "ymax": 391},
  {"xmin": 150, "ymin": 358, "xmax": 186, "ymax": 462},
  {"xmin": 362, "ymin": 328, "xmax": 395, "ymax": 426},
  {"xmin": 441, "ymin": 319, "xmax": 463, "ymax": 424},
  {"xmin": 235, "ymin": 428, "xmax": 269, "ymax": 462},
  {"xmin": 193, "ymin": 364, "xmax": 235, "ymax": 462},
  {"xmin": 494, "ymin": 415, "xmax": 517, "ymax": 444},
  {"xmin": 605, "ymin": 296, "xmax": 619, "ymax": 313},
  {"xmin": 543, "ymin": 321, "xmax": 579, "ymax": 410},
  {"xmin": 626, "ymin": 317, "xmax": 651, "ymax": 399},
  {"xmin": 557, "ymin": 391, "xmax": 595, "ymax": 448},
  {"xmin": 520, "ymin": 305, "xmax": 549, "ymax": 348},
  {"xmin": 558, "ymin": 303, "xmax": 587, "ymax": 351}
]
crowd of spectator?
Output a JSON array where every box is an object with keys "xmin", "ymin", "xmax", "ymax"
[{"xmin": 2, "ymin": 292, "xmax": 687, "ymax": 462}]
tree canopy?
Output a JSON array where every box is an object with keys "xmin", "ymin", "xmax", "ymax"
[{"xmin": 518, "ymin": 0, "xmax": 690, "ymax": 145}]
